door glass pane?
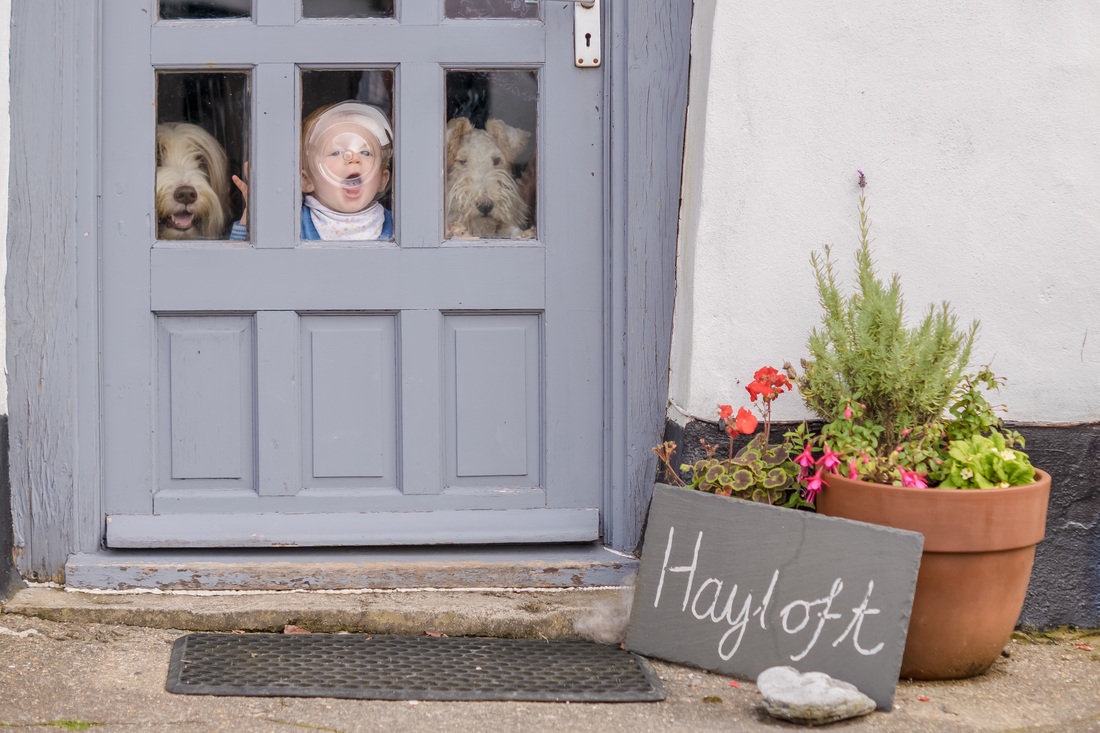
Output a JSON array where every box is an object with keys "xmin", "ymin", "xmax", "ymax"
[
  {"xmin": 445, "ymin": 0, "xmax": 539, "ymax": 19},
  {"xmin": 156, "ymin": 72, "xmax": 250, "ymax": 241},
  {"xmin": 302, "ymin": 0, "xmax": 394, "ymax": 19},
  {"xmin": 301, "ymin": 70, "xmax": 396, "ymax": 241},
  {"xmin": 159, "ymin": 0, "xmax": 251, "ymax": 20},
  {"xmin": 445, "ymin": 70, "xmax": 537, "ymax": 240}
]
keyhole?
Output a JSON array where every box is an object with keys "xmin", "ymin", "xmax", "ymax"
[{"xmin": 585, "ymin": 32, "xmax": 592, "ymax": 48}]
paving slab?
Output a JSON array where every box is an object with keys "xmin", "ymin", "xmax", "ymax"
[{"xmin": 1, "ymin": 590, "xmax": 1098, "ymax": 732}]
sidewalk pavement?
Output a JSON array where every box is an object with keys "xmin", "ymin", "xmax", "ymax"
[{"xmin": 1, "ymin": 586, "xmax": 1098, "ymax": 732}]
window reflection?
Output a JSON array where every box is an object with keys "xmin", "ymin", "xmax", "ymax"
[
  {"xmin": 302, "ymin": 0, "xmax": 393, "ymax": 19},
  {"xmin": 160, "ymin": 0, "xmax": 250, "ymax": 20},
  {"xmin": 445, "ymin": 70, "xmax": 537, "ymax": 240},
  {"xmin": 156, "ymin": 72, "xmax": 250, "ymax": 240},
  {"xmin": 445, "ymin": 0, "xmax": 539, "ymax": 20},
  {"xmin": 299, "ymin": 70, "xmax": 396, "ymax": 241}
]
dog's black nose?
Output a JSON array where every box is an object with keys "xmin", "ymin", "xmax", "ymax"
[
  {"xmin": 477, "ymin": 201, "xmax": 494, "ymax": 217},
  {"xmin": 174, "ymin": 185, "xmax": 197, "ymax": 205}
]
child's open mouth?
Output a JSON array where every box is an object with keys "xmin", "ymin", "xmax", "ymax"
[{"xmin": 341, "ymin": 175, "xmax": 363, "ymax": 188}]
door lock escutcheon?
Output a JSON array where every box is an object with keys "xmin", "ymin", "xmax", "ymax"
[{"xmin": 526, "ymin": 0, "xmax": 601, "ymax": 67}]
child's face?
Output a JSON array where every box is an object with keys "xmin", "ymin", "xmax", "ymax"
[{"xmin": 302, "ymin": 120, "xmax": 390, "ymax": 214}]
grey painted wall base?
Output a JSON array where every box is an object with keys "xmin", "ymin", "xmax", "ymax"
[
  {"xmin": 64, "ymin": 544, "xmax": 637, "ymax": 591},
  {"xmin": 0, "ymin": 416, "xmax": 24, "ymax": 601},
  {"xmin": 664, "ymin": 419, "xmax": 1100, "ymax": 629},
  {"xmin": 1013, "ymin": 424, "xmax": 1100, "ymax": 628}
]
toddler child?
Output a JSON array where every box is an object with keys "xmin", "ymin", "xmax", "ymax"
[{"xmin": 231, "ymin": 101, "xmax": 393, "ymax": 240}]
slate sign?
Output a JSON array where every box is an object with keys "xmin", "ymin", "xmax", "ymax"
[{"xmin": 625, "ymin": 484, "xmax": 923, "ymax": 710}]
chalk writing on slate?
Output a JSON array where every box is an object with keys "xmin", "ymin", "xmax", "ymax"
[{"xmin": 625, "ymin": 484, "xmax": 923, "ymax": 710}]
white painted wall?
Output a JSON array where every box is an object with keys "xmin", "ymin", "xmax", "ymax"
[
  {"xmin": 671, "ymin": 1, "xmax": 1100, "ymax": 425},
  {"xmin": 0, "ymin": 0, "xmax": 9, "ymax": 415}
]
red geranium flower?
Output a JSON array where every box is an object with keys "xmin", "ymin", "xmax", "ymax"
[
  {"xmin": 745, "ymin": 380, "xmax": 768, "ymax": 402},
  {"xmin": 735, "ymin": 407, "xmax": 758, "ymax": 435},
  {"xmin": 753, "ymin": 366, "xmax": 780, "ymax": 381},
  {"xmin": 746, "ymin": 366, "xmax": 791, "ymax": 403}
]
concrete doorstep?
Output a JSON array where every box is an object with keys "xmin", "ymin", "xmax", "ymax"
[{"xmin": 0, "ymin": 585, "xmax": 633, "ymax": 641}]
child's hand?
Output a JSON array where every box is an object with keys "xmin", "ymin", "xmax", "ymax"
[{"xmin": 232, "ymin": 161, "xmax": 249, "ymax": 226}]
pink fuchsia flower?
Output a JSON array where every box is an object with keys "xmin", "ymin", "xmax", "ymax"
[
  {"xmin": 794, "ymin": 444, "xmax": 815, "ymax": 482},
  {"xmin": 794, "ymin": 444, "xmax": 815, "ymax": 469},
  {"xmin": 844, "ymin": 404, "xmax": 853, "ymax": 420},
  {"xmin": 899, "ymin": 469, "xmax": 928, "ymax": 488},
  {"xmin": 817, "ymin": 443, "xmax": 842, "ymax": 473},
  {"xmin": 846, "ymin": 458, "xmax": 859, "ymax": 479},
  {"xmin": 802, "ymin": 468, "xmax": 824, "ymax": 503}
]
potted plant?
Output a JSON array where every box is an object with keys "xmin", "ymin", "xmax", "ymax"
[
  {"xmin": 787, "ymin": 171, "xmax": 1051, "ymax": 680},
  {"xmin": 653, "ymin": 366, "xmax": 812, "ymax": 509}
]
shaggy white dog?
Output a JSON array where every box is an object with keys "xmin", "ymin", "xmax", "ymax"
[
  {"xmin": 155, "ymin": 122, "xmax": 231, "ymax": 240},
  {"xmin": 444, "ymin": 117, "xmax": 533, "ymax": 239}
]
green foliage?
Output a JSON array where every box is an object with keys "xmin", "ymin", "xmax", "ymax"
[
  {"xmin": 680, "ymin": 433, "xmax": 808, "ymax": 507},
  {"xmin": 655, "ymin": 369, "xmax": 815, "ymax": 507},
  {"xmin": 796, "ymin": 184, "xmax": 977, "ymax": 454},
  {"xmin": 936, "ymin": 430, "xmax": 1036, "ymax": 488},
  {"xmin": 944, "ymin": 368, "xmax": 1025, "ymax": 447}
]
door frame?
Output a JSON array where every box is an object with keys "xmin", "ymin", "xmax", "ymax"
[{"xmin": 7, "ymin": 1, "xmax": 691, "ymax": 582}]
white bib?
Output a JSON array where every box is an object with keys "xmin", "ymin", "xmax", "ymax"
[{"xmin": 305, "ymin": 196, "xmax": 385, "ymax": 240}]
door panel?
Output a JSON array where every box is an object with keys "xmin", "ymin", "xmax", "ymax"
[
  {"xmin": 158, "ymin": 316, "xmax": 254, "ymax": 485},
  {"xmin": 302, "ymin": 314, "xmax": 397, "ymax": 485},
  {"xmin": 448, "ymin": 314, "xmax": 540, "ymax": 482},
  {"xmin": 101, "ymin": 1, "xmax": 604, "ymax": 547}
]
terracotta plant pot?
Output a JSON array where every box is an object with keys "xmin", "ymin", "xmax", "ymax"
[{"xmin": 815, "ymin": 469, "xmax": 1051, "ymax": 680}]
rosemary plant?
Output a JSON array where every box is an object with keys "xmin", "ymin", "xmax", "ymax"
[{"xmin": 796, "ymin": 171, "xmax": 977, "ymax": 457}]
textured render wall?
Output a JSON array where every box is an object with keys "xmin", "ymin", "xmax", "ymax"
[{"xmin": 670, "ymin": 2, "xmax": 1100, "ymax": 425}]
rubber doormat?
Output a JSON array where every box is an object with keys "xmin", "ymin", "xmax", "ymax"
[{"xmin": 167, "ymin": 633, "xmax": 666, "ymax": 702}]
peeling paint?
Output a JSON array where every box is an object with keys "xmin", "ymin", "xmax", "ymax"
[{"xmin": 63, "ymin": 549, "xmax": 639, "ymax": 592}]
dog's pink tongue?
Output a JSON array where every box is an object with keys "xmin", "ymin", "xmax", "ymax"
[{"xmin": 172, "ymin": 212, "xmax": 194, "ymax": 230}]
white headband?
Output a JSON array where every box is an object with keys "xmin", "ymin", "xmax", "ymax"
[{"xmin": 306, "ymin": 102, "xmax": 393, "ymax": 151}]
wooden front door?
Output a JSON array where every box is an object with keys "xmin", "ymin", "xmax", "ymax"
[{"xmin": 100, "ymin": 0, "xmax": 605, "ymax": 547}]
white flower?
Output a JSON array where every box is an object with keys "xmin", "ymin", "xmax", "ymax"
[
  {"xmin": 1000, "ymin": 450, "xmax": 1015, "ymax": 461},
  {"xmin": 960, "ymin": 467, "xmax": 974, "ymax": 480},
  {"xmin": 998, "ymin": 481, "xmax": 1010, "ymax": 488}
]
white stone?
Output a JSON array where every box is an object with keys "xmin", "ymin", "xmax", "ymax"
[{"xmin": 756, "ymin": 666, "xmax": 876, "ymax": 725}]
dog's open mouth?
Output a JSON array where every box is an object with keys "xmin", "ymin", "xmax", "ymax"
[{"xmin": 169, "ymin": 212, "xmax": 195, "ymax": 230}]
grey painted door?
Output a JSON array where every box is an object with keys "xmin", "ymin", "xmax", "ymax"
[{"xmin": 100, "ymin": 1, "xmax": 604, "ymax": 547}]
